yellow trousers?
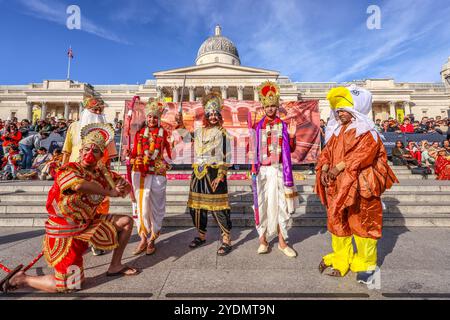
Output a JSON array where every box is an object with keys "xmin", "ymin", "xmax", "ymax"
[{"xmin": 323, "ymin": 234, "xmax": 378, "ymax": 276}]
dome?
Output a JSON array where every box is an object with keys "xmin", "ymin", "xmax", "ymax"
[{"xmin": 196, "ymin": 25, "xmax": 241, "ymax": 66}]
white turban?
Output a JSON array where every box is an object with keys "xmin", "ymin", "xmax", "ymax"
[{"xmin": 324, "ymin": 85, "xmax": 381, "ymax": 144}]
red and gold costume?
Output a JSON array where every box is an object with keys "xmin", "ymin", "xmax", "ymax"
[
  {"xmin": 315, "ymin": 86, "xmax": 398, "ymax": 277},
  {"xmin": 130, "ymin": 99, "xmax": 171, "ymax": 241},
  {"xmin": 43, "ymin": 123, "xmax": 124, "ymax": 292},
  {"xmin": 435, "ymin": 152, "xmax": 450, "ymax": 180}
]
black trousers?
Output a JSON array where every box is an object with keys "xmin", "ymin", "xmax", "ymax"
[{"xmin": 189, "ymin": 208, "xmax": 232, "ymax": 238}]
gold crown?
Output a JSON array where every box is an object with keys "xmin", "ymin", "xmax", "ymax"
[
  {"xmin": 202, "ymin": 92, "xmax": 223, "ymax": 114},
  {"xmin": 146, "ymin": 98, "xmax": 166, "ymax": 118},
  {"xmin": 80, "ymin": 123, "xmax": 115, "ymax": 152},
  {"xmin": 83, "ymin": 95, "xmax": 106, "ymax": 110},
  {"xmin": 258, "ymin": 81, "xmax": 280, "ymax": 108}
]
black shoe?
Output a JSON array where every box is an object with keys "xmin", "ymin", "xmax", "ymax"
[{"xmin": 356, "ymin": 271, "xmax": 376, "ymax": 285}]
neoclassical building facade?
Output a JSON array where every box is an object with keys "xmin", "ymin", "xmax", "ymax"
[{"xmin": 1, "ymin": 25, "xmax": 449, "ymax": 123}]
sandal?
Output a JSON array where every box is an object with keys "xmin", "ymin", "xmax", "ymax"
[
  {"xmin": 106, "ymin": 265, "xmax": 140, "ymax": 277},
  {"xmin": 132, "ymin": 243, "xmax": 147, "ymax": 256},
  {"xmin": 146, "ymin": 242, "xmax": 156, "ymax": 256},
  {"xmin": 217, "ymin": 243, "xmax": 232, "ymax": 256},
  {"xmin": 326, "ymin": 268, "xmax": 344, "ymax": 277},
  {"xmin": 0, "ymin": 264, "xmax": 23, "ymax": 294},
  {"xmin": 318, "ymin": 259, "xmax": 330, "ymax": 274},
  {"xmin": 189, "ymin": 237, "xmax": 206, "ymax": 249}
]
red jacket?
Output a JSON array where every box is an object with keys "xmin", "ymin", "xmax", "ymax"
[
  {"xmin": 400, "ymin": 124, "xmax": 414, "ymax": 133},
  {"xmin": 1, "ymin": 131, "xmax": 22, "ymax": 147}
]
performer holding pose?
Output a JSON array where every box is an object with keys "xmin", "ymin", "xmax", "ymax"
[
  {"xmin": 62, "ymin": 96, "xmax": 119, "ymax": 256},
  {"xmin": 0, "ymin": 123, "xmax": 139, "ymax": 293},
  {"xmin": 252, "ymin": 81, "xmax": 299, "ymax": 258},
  {"xmin": 176, "ymin": 92, "xmax": 233, "ymax": 256},
  {"xmin": 129, "ymin": 98, "xmax": 172, "ymax": 256},
  {"xmin": 315, "ymin": 86, "xmax": 398, "ymax": 283}
]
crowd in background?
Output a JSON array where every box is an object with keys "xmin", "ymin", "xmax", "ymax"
[
  {"xmin": 0, "ymin": 116, "xmax": 124, "ymax": 180},
  {"xmin": 0, "ymin": 117, "xmax": 71, "ymax": 180}
]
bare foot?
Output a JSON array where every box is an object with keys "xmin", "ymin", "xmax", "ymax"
[
  {"xmin": 107, "ymin": 265, "xmax": 140, "ymax": 276},
  {"xmin": 7, "ymin": 270, "xmax": 26, "ymax": 290}
]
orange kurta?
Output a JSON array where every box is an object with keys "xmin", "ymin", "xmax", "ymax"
[{"xmin": 315, "ymin": 126, "xmax": 398, "ymax": 239}]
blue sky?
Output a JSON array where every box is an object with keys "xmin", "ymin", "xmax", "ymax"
[{"xmin": 1, "ymin": 0, "xmax": 449, "ymax": 85}]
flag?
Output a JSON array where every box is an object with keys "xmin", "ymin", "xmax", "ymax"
[{"xmin": 67, "ymin": 47, "xmax": 74, "ymax": 59}]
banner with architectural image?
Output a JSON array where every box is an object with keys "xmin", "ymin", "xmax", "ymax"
[{"xmin": 121, "ymin": 99, "xmax": 320, "ymax": 165}]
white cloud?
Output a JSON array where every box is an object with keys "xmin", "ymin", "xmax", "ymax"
[{"xmin": 16, "ymin": 0, "xmax": 131, "ymax": 44}]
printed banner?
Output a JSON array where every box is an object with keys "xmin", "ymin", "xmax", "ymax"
[
  {"xmin": 120, "ymin": 99, "xmax": 320, "ymax": 165},
  {"xmin": 382, "ymin": 132, "xmax": 446, "ymax": 156}
]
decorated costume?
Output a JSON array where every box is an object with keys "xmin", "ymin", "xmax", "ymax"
[
  {"xmin": 435, "ymin": 151, "xmax": 450, "ymax": 180},
  {"xmin": 63, "ymin": 96, "xmax": 118, "ymax": 164},
  {"xmin": 315, "ymin": 86, "xmax": 398, "ymax": 280},
  {"xmin": 253, "ymin": 81, "xmax": 299, "ymax": 243},
  {"xmin": 44, "ymin": 123, "xmax": 125, "ymax": 292},
  {"xmin": 186, "ymin": 93, "xmax": 233, "ymax": 246},
  {"xmin": 130, "ymin": 99, "xmax": 171, "ymax": 242}
]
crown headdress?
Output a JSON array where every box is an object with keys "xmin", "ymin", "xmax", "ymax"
[
  {"xmin": 83, "ymin": 95, "xmax": 106, "ymax": 110},
  {"xmin": 80, "ymin": 123, "xmax": 115, "ymax": 152},
  {"xmin": 202, "ymin": 92, "xmax": 223, "ymax": 114},
  {"xmin": 146, "ymin": 98, "xmax": 166, "ymax": 118},
  {"xmin": 258, "ymin": 81, "xmax": 280, "ymax": 108}
]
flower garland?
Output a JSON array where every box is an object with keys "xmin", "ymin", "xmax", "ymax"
[
  {"xmin": 261, "ymin": 117, "xmax": 283, "ymax": 163},
  {"xmin": 142, "ymin": 127, "xmax": 164, "ymax": 161}
]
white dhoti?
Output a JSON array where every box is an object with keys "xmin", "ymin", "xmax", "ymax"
[
  {"xmin": 255, "ymin": 165, "xmax": 292, "ymax": 240},
  {"xmin": 131, "ymin": 172, "xmax": 167, "ymax": 241}
]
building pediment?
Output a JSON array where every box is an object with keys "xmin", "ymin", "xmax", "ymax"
[{"xmin": 153, "ymin": 63, "xmax": 279, "ymax": 79}]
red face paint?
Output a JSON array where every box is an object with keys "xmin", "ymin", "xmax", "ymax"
[{"xmin": 83, "ymin": 150, "xmax": 97, "ymax": 165}]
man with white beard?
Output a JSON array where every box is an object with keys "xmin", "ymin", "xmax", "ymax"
[
  {"xmin": 62, "ymin": 96, "xmax": 118, "ymax": 165},
  {"xmin": 62, "ymin": 95, "xmax": 118, "ymax": 256}
]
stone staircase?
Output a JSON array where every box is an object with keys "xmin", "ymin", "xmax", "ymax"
[{"xmin": 1, "ymin": 166, "xmax": 449, "ymax": 228}]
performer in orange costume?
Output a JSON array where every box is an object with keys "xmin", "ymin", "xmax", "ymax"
[
  {"xmin": 1, "ymin": 123, "xmax": 139, "ymax": 293},
  {"xmin": 315, "ymin": 86, "xmax": 398, "ymax": 284}
]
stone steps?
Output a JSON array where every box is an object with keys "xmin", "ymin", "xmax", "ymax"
[
  {"xmin": 1, "ymin": 179, "xmax": 449, "ymax": 228},
  {"xmin": 2, "ymin": 212, "xmax": 450, "ymax": 228},
  {"xmin": 1, "ymin": 199, "xmax": 449, "ymax": 214},
  {"xmin": 1, "ymin": 191, "xmax": 449, "ymax": 203}
]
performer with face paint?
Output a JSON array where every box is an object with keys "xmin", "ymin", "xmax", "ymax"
[
  {"xmin": 129, "ymin": 98, "xmax": 172, "ymax": 256},
  {"xmin": 315, "ymin": 86, "xmax": 398, "ymax": 283},
  {"xmin": 62, "ymin": 96, "xmax": 119, "ymax": 256},
  {"xmin": 252, "ymin": 81, "xmax": 299, "ymax": 258},
  {"xmin": 0, "ymin": 123, "xmax": 139, "ymax": 294}
]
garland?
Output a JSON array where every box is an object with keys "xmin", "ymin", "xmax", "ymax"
[{"xmin": 261, "ymin": 117, "xmax": 283, "ymax": 163}]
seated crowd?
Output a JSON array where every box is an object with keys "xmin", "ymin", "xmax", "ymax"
[{"xmin": 0, "ymin": 117, "xmax": 69, "ymax": 180}]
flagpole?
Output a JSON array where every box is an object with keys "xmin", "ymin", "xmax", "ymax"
[{"xmin": 67, "ymin": 46, "xmax": 72, "ymax": 80}]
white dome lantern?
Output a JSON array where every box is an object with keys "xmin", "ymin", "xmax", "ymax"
[{"xmin": 196, "ymin": 25, "xmax": 240, "ymax": 66}]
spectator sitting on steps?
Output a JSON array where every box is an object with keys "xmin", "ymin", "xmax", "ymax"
[{"xmin": 391, "ymin": 140, "xmax": 418, "ymax": 169}]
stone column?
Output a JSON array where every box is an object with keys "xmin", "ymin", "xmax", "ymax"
[
  {"xmin": 221, "ymin": 86, "xmax": 228, "ymax": 99},
  {"xmin": 26, "ymin": 102, "xmax": 33, "ymax": 121},
  {"xmin": 78, "ymin": 102, "xmax": 83, "ymax": 120},
  {"xmin": 156, "ymin": 86, "xmax": 163, "ymax": 99},
  {"xmin": 172, "ymin": 87, "xmax": 179, "ymax": 103},
  {"xmin": 40, "ymin": 102, "xmax": 47, "ymax": 120},
  {"xmin": 388, "ymin": 101, "xmax": 395, "ymax": 119},
  {"xmin": 204, "ymin": 86, "xmax": 212, "ymax": 95},
  {"xmin": 189, "ymin": 86, "xmax": 195, "ymax": 102},
  {"xmin": 237, "ymin": 86, "xmax": 244, "ymax": 101},
  {"xmin": 403, "ymin": 101, "xmax": 412, "ymax": 117},
  {"xmin": 253, "ymin": 86, "xmax": 259, "ymax": 101},
  {"xmin": 64, "ymin": 102, "xmax": 70, "ymax": 120}
]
